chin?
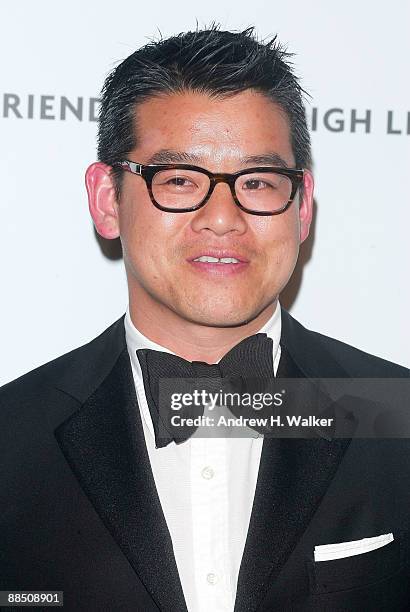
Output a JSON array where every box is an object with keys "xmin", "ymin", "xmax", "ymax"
[
  {"xmin": 192, "ymin": 316, "xmax": 252, "ymax": 328},
  {"xmin": 181, "ymin": 304, "xmax": 265, "ymax": 329}
]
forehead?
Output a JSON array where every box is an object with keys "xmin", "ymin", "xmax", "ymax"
[{"xmin": 132, "ymin": 89, "xmax": 295, "ymax": 169}]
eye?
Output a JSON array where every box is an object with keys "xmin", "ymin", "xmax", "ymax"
[
  {"xmin": 242, "ymin": 179, "xmax": 274, "ymax": 190},
  {"xmin": 153, "ymin": 171, "xmax": 202, "ymax": 191},
  {"xmin": 165, "ymin": 177, "xmax": 195, "ymax": 187}
]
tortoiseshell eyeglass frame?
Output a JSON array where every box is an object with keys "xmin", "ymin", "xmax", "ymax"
[{"xmin": 113, "ymin": 160, "xmax": 305, "ymax": 216}]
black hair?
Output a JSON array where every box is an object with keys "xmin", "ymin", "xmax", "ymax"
[{"xmin": 97, "ymin": 24, "xmax": 312, "ymax": 199}]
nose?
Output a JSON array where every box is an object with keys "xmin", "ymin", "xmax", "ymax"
[{"xmin": 189, "ymin": 181, "xmax": 248, "ymax": 236}]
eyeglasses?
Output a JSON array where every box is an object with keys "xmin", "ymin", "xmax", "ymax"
[{"xmin": 113, "ymin": 160, "xmax": 304, "ymax": 215}]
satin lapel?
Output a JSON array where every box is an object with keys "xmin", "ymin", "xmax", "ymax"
[
  {"xmin": 55, "ymin": 348, "xmax": 187, "ymax": 612},
  {"xmin": 234, "ymin": 335, "xmax": 352, "ymax": 612}
]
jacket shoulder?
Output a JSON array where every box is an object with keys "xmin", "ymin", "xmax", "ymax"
[
  {"xmin": 0, "ymin": 316, "xmax": 127, "ymax": 405},
  {"xmin": 312, "ymin": 328, "xmax": 409, "ymax": 377},
  {"xmin": 281, "ymin": 308, "xmax": 409, "ymax": 378}
]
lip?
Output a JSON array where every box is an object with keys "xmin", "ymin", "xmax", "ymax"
[
  {"xmin": 187, "ymin": 250, "xmax": 249, "ymax": 263},
  {"xmin": 187, "ymin": 249, "xmax": 250, "ymax": 276}
]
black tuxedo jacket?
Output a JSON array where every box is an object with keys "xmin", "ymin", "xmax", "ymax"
[{"xmin": 1, "ymin": 309, "xmax": 409, "ymax": 612}]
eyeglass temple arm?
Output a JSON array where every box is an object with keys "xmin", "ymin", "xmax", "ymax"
[{"xmin": 117, "ymin": 161, "xmax": 142, "ymax": 175}]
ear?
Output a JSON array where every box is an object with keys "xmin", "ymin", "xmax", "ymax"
[
  {"xmin": 298, "ymin": 169, "xmax": 314, "ymax": 243},
  {"xmin": 85, "ymin": 162, "xmax": 120, "ymax": 239}
]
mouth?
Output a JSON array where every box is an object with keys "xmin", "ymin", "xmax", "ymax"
[{"xmin": 187, "ymin": 251, "xmax": 249, "ymax": 276}]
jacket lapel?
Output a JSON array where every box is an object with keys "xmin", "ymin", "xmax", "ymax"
[
  {"xmin": 234, "ymin": 310, "xmax": 352, "ymax": 612},
  {"xmin": 55, "ymin": 347, "xmax": 187, "ymax": 612}
]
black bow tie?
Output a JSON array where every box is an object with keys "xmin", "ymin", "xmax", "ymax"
[{"xmin": 136, "ymin": 333, "xmax": 275, "ymax": 448}]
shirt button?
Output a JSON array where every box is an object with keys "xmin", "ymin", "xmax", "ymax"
[
  {"xmin": 201, "ymin": 466, "xmax": 215, "ymax": 480},
  {"xmin": 206, "ymin": 572, "xmax": 218, "ymax": 585}
]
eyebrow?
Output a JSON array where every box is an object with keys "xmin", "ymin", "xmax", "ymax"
[
  {"xmin": 146, "ymin": 150, "xmax": 201, "ymax": 164},
  {"xmin": 241, "ymin": 153, "xmax": 290, "ymax": 167},
  {"xmin": 145, "ymin": 149, "xmax": 290, "ymax": 168}
]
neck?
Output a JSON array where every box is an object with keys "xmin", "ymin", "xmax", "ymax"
[{"xmin": 128, "ymin": 294, "xmax": 277, "ymax": 363}]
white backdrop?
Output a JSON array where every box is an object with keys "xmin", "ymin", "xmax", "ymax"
[{"xmin": 1, "ymin": 0, "xmax": 409, "ymax": 385}]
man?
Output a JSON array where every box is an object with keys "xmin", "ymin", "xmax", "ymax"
[{"xmin": 1, "ymin": 26, "xmax": 409, "ymax": 612}]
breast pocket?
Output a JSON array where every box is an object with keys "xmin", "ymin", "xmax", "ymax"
[{"xmin": 309, "ymin": 538, "xmax": 402, "ymax": 594}]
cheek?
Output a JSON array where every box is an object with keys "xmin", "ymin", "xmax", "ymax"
[
  {"xmin": 118, "ymin": 200, "xmax": 152, "ymax": 266},
  {"xmin": 252, "ymin": 214, "xmax": 300, "ymax": 293},
  {"xmin": 253, "ymin": 211, "xmax": 300, "ymax": 258},
  {"xmin": 118, "ymin": 199, "xmax": 183, "ymax": 271}
]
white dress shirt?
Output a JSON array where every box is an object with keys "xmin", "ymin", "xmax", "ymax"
[{"xmin": 124, "ymin": 304, "xmax": 282, "ymax": 612}]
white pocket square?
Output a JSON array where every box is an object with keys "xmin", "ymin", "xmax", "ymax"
[{"xmin": 314, "ymin": 533, "xmax": 394, "ymax": 562}]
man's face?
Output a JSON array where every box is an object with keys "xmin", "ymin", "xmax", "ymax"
[{"xmin": 91, "ymin": 90, "xmax": 313, "ymax": 328}]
